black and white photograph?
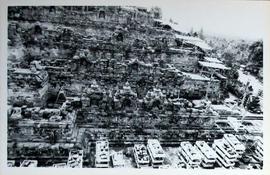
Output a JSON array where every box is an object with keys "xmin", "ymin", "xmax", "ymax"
[{"xmin": 1, "ymin": 0, "xmax": 270, "ymax": 174}]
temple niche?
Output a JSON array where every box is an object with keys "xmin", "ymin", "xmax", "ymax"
[
  {"xmin": 127, "ymin": 58, "xmax": 139, "ymax": 73},
  {"xmin": 83, "ymin": 80, "xmax": 104, "ymax": 107},
  {"xmin": 55, "ymin": 88, "xmax": 67, "ymax": 105},
  {"xmin": 144, "ymin": 87, "xmax": 165, "ymax": 111},
  {"xmin": 113, "ymin": 82, "xmax": 137, "ymax": 110},
  {"xmin": 98, "ymin": 9, "xmax": 106, "ymax": 19},
  {"xmin": 34, "ymin": 25, "xmax": 42, "ymax": 35},
  {"xmin": 116, "ymin": 32, "xmax": 123, "ymax": 42},
  {"xmin": 72, "ymin": 49, "xmax": 96, "ymax": 73}
]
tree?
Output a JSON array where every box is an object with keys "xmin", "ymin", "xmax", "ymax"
[
  {"xmin": 258, "ymin": 89, "xmax": 263, "ymax": 98},
  {"xmin": 193, "ymin": 32, "xmax": 198, "ymax": 37},
  {"xmin": 198, "ymin": 28, "xmax": 205, "ymax": 40},
  {"xmin": 189, "ymin": 27, "xmax": 194, "ymax": 36},
  {"xmin": 248, "ymin": 40, "xmax": 263, "ymax": 67},
  {"xmin": 150, "ymin": 7, "xmax": 162, "ymax": 19}
]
